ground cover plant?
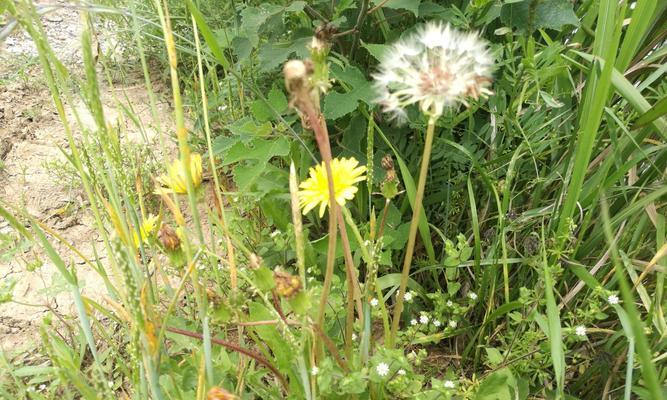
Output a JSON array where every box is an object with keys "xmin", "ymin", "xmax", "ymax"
[{"xmin": 0, "ymin": 0, "xmax": 666, "ymax": 399}]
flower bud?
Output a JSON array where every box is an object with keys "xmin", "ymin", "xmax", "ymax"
[
  {"xmin": 273, "ymin": 269, "xmax": 302, "ymax": 298},
  {"xmin": 158, "ymin": 223, "xmax": 180, "ymax": 251},
  {"xmin": 249, "ymin": 253, "xmax": 263, "ymax": 270}
]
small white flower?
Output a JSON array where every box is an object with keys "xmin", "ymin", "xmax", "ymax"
[
  {"xmin": 376, "ymin": 362, "xmax": 390, "ymax": 377},
  {"xmin": 270, "ymin": 230, "xmax": 281, "ymax": 238},
  {"xmin": 38, "ymin": 384, "xmax": 46, "ymax": 391},
  {"xmin": 468, "ymin": 292, "xmax": 478, "ymax": 300},
  {"xmin": 311, "ymin": 366, "xmax": 319, "ymax": 376},
  {"xmin": 373, "ymin": 22, "xmax": 494, "ymax": 120},
  {"xmin": 370, "ymin": 298, "xmax": 379, "ymax": 307},
  {"xmin": 575, "ymin": 325, "xmax": 587, "ymax": 337},
  {"xmin": 420, "ymin": 315, "xmax": 429, "ymax": 324},
  {"xmin": 398, "ymin": 369, "xmax": 406, "ymax": 376},
  {"xmin": 403, "ymin": 291, "xmax": 413, "ymax": 302},
  {"xmin": 352, "ymin": 333, "xmax": 358, "ymax": 341},
  {"xmin": 410, "ymin": 318, "xmax": 418, "ymax": 326},
  {"xmin": 217, "ymin": 105, "xmax": 228, "ymax": 112},
  {"xmin": 433, "ymin": 319, "xmax": 442, "ymax": 327},
  {"xmin": 108, "ymin": 381, "xmax": 114, "ymax": 388},
  {"xmin": 449, "ymin": 320, "xmax": 458, "ymax": 328},
  {"xmin": 607, "ymin": 294, "xmax": 619, "ymax": 305},
  {"xmin": 446, "ymin": 300, "xmax": 454, "ymax": 307},
  {"xmin": 444, "ymin": 380, "xmax": 456, "ymax": 389}
]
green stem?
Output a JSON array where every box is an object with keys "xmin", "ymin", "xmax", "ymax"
[{"xmin": 388, "ymin": 117, "xmax": 437, "ymax": 348}]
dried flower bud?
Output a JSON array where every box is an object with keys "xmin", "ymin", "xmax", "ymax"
[
  {"xmin": 249, "ymin": 253, "xmax": 263, "ymax": 270},
  {"xmin": 273, "ymin": 269, "xmax": 302, "ymax": 298},
  {"xmin": 207, "ymin": 387, "xmax": 237, "ymax": 400},
  {"xmin": 158, "ymin": 223, "xmax": 180, "ymax": 251},
  {"xmin": 381, "ymin": 154, "xmax": 394, "ymax": 171},
  {"xmin": 381, "ymin": 154, "xmax": 399, "ymax": 199}
]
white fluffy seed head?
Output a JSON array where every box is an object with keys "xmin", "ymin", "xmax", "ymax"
[{"xmin": 373, "ymin": 22, "xmax": 493, "ymax": 120}]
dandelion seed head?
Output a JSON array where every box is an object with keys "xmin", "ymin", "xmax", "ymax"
[
  {"xmin": 373, "ymin": 22, "xmax": 493, "ymax": 120},
  {"xmin": 376, "ymin": 362, "xmax": 390, "ymax": 377}
]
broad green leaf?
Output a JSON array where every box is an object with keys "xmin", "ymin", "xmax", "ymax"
[
  {"xmin": 258, "ymin": 36, "xmax": 311, "ymax": 72},
  {"xmin": 227, "ymin": 117, "xmax": 273, "ymax": 140},
  {"xmin": 222, "ymin": 137, "xmax": 290, "ymax": 165},
  {"xmin": 251, "ymin": 86, "xmax": 289, "ymax": 121},
  {"xmin": 240, "ymin": 4, "xmax": 284, "ymax": 47},
  {"xmin": 324, "ymin": 65, "xmax": 374, "ymax": 119},
  {"xmin": 501, "ymin": 0, "xmax": 579, "ymax": 32},
  {"xmin": 361, "ymin": 42, "xmax": 390, "ymax": 62},
  {"xmin": 371, "ymin": 0, "xmax": 421, "ymax": 16}
]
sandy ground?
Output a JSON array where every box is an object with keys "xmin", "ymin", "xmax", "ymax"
[{"xmin": 0, "ymin": 1, "xmax": 172, "ymax": 354}]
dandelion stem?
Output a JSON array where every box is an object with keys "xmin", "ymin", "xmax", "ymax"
[{"xmin": 388, "ymin": 117, "xmax": 437, "ymax": 348}]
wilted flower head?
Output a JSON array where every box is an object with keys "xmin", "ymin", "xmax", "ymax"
[
  {"xmin": 155, "ymin": 153, "xmax": 203, "ymax": 195},
  {"xmin": 373, "ymin": 22, "xmax": 493, "ymax": 120},
  {"xmin": 298, "ymin": 157, "xmax": 367, "ymax": 217}
]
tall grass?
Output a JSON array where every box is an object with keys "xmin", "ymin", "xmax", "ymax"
[{"xmin": 1, "ymin": 0, "xmax": 665, "ymax": 399}]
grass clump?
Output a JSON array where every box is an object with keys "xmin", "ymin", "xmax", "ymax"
[{"xmin": 0, "ymin": 0, "xmax": 665, "ymax": 399}]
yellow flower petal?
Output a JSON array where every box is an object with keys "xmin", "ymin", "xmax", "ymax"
[{"xmin": 297, "ymin": 157, "xmax": 367, "ymax": 217}]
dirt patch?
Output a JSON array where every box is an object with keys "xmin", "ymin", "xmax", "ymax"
[{"xmin": 0, "ymin": 1, "xmax": 173, "ymax": 354}]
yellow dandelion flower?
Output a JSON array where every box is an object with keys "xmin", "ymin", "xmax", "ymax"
[
  {"xmin": 155, "ymin": 153, "xmax": 203, "ymax": 194},
  {"xmin": 298, "ymin": 157, "xmax": 366, "ymax": 217},
  {"xmin": 133, "ymin": 214, "xmax": 158, "ymax": 247}
]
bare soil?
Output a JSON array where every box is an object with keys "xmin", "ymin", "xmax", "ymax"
[{"xmin": 0, "ymin": 1, "xmax": 172, "ymax": 353}]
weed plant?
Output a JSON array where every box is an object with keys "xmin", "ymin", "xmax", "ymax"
[{"xmin": 0, "ymin": 0, "xmax": 665, "ymax": 399}]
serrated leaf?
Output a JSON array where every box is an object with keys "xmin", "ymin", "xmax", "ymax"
[
  {"xmin": 222, "ymin": 137, "xmax": 290, "ymax": 166},
  {"xmin": 251, "ymin": 86, "xmax": 289, "ymax": 121},
  {"xmin": 240, "ymin": 4, "xmax": 284, "ymax": 47},
  {"xmin": 258, "ymin": 36, "xmax": 311, "ymax": 71},
  {"xmin": 361, "ymin": 42, "xmax": 390, "ymax": 62},
  {"xmin": 371, "ymin": 0, "xmax": 421, "ymax": 16},
  {"xmin": 324, "ymin": 65, "xmax": 374, "ymax": 119},
  {"xmin": 227, "ymin": 117, "xmax": 273, "ymax": 140},
  {"xmin": 500, "ymin": 0, "xmax": 579, "ymax": 32}
]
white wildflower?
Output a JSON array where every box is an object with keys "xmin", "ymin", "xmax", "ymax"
[
  {"xmin": 38, "ymin": 384, "xmax": 46, "ymax": 391},
  {"xmin": 575, "ymin": 325, "xmax": 587, "ymax": 337},
  {"xmin": 398, "ymin": 369, "xmax": 407, "ymax": 375},
  {"xmin": 446, "ymin": 300, "xmax": 454, "ymax": 307},
  {"xmin": 352, "ymin": 333, "xmax": 358, "ymax": 341},
  {"xmin": 468, "ymin": 292, "xmax": 478, "ymax": 300},
  {"xmin": 607, "ymin": 294, "xmax": 619, "ymax": 305},
  {"xmin": 270, "ymin": 230, "xmax": 281, "ymax": 238},
  {"xmin": 311, "ymin": 366, "xmax": 319, "ymax": 376},
  {"xmin": 410, "ymin": 318, "xmax": 418, "ymax": 326},
  {"xmin": 370, "ymin": 298, "xmax": 379, "ymax": 307},
  {"xmin": 433, "ymin": 319, "xmax": 442, "ymax": 327},
  {"xmin": 449, "ymin": 320, "xmax": 458, "ymax": 328},
  {"xmin": 376, "ymin": 362, "xmax": 390, "ymax": 377},
  {"xmin": 403, "ymin": 291, "xmax": 413, "ymax": 302},
  {"xmin": 373, "ymin": 22, "xmax": 493, "ymax": 120},
  {"xmin": 420, "ymin": 314, "xmax": 429, "ymax": 324},
  {"xmin": 444, "ymin": 380, "xmax": 456, "ymax": 389}
]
